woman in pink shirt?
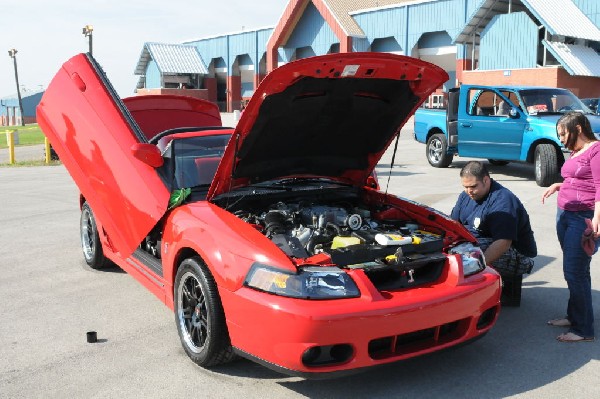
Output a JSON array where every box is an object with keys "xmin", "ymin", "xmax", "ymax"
[{"xmin": 542, "ymin": 111, "xmax": 600, "ymax": 342}]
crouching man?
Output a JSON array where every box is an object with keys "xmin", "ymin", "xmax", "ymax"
[{"xmin": 451, "ymin": 161, "xmax": 537, "ymax": 306}]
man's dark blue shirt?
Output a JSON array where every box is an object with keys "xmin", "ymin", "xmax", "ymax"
[{"xmin": 451, "ymin": 179, "xmax": 537, "ymax": 258}]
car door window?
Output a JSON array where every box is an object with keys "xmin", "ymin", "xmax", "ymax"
[{"xmin": 467, "ymin": 89, "xmax": 509, "ymax": 117}]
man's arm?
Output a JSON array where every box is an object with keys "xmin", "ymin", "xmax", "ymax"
[
  {"xmin": 484, "ymin": 239, "xmax": 512, "ymax": 264},
  {"xmin": 450, "ymin": 192, "xmax": 467, "ymax": 221}
]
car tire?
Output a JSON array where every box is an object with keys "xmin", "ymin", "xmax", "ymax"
[
  {"xmin": 44, "ymin": 145, "xmax": 59, "ymax": 161},
  {"xmin": 80, "ymin": 202, "xmax": 109, "ymax": 269},
  {"xmin": 174, "ymin": 257, "xmax": 236, "ymax": 367},
  {"xmin": 426, "ymin": 133, "xmax": 453, "ymax": 168},
  {"xmin": 534, "ymin": 144, "xmax": 559, "ymax": 187},
  {"xmin": 488, "ymin": 159, "xmax": 510, "ymax": 166}
]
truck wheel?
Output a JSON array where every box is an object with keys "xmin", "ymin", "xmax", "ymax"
[
  {"xmin": 426, "ymin": 133, "xmax": 453, "ymax": 168},
  {"xmin": 534, "ymin": 144, "xmax": 559, "ymax": 187}
]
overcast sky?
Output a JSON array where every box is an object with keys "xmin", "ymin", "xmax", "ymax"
[{"xmin": 1, "ymin": 0, "xmax": 286, "ymax": 98}]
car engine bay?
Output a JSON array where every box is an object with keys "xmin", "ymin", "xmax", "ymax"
[
  {"xmin": 221, "ymin": 189, "xmax": 451, "ymax": 290},
  {"xmin": 232, "ymin": 200, "xmax": 444, "ymax": 262},
  {"xmin": 139, "ymin": 186, "xmax": 481, "ymax": 290}
]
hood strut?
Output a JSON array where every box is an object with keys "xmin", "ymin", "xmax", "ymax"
[
  {"xmin": 225, "ymin": 133, "xmax": 241, "ymax": 209},
  {"xmin": 231, "ymin": 132, "xmax": 240, "ymax": 179},
  {"xmin": 384, "ymin": 132, "xmax": 401, "ymax": 197}
]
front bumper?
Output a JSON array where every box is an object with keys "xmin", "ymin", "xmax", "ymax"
[{"xmin": 220, "ymin": 266, "xmax": 501, "ymax": 377}]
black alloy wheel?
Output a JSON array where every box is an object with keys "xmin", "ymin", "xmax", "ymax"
[{"xmin": 174, "ymin": 257, "xmax": 236, "ymax": 367}]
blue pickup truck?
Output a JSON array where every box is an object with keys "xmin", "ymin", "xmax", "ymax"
[{"xmin": 413, "ymin": 85, "xmax": 600, "ymax": 186}]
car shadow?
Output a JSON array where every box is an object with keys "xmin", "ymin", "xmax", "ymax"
[
  {"xmin": 451, "ymin": 160, "xmax": 539, "ymax": 183},
  {"xmin": 210, "ymin": 285, "xmax": 600, "ymax": 398},
  {"xmin": 82, "ymin": 261, "xmax": 126, "ymax": 274},
  {"xmin": 274, "ymin": 286, "xmax": 600, "ymax": 398},
  {"xmin": 376, "ymin": 164, "xmax": 424, "ymax": 178},
  {"xmin": 378, "ymin": 160, "xmax": 540, "ymax": 182},
  {"xmin": 377, "ymin": 170, "xmax": 423, "ymax": 177},
  {"xmin": 209, "ymin": 358, "xmax": 284, "ymax": 380}
]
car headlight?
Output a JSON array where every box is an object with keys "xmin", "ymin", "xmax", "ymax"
[
  {"xmin": 244, "ymin": 264, "xmax": 360, "ymax": 299},
  {"xmin": 449, "ymin": 242, "xmax": 486, "ymax": 276}
]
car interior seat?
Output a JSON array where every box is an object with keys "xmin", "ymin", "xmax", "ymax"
[{"xmin": 497, "ymin": 101, "xmax": 510, "ymax": 115}]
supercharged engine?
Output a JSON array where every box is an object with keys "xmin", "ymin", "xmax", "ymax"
[
  {"xmin": 234, "ymin": 201, "xmax": 444, "ymax": 264},
  {"xmin": 233, "ymin": 200, "xmax": 456, "ymax": 289}
]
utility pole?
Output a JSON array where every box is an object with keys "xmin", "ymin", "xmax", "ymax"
[{"xmin": 8, "ymin": 49, "xmax": 25, "ymax": 127}]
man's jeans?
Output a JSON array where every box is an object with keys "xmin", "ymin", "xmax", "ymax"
[{"xmin": 557, "ymin": 208, "xmax": 597, "ymax": 338}]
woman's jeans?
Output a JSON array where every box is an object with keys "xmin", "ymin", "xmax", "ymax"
[{"xmin": 556, "ymin": 208, "xmax": 597, "ymax": 338}]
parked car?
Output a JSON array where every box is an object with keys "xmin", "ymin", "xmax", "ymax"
[
  {"xmin": 581, "ymin": 97, "xmax": 600, "ymax": 114},
  {"xmin": 37, "ymin": 52, "xmax": 500, "ymax": 378},
  {"xmin": 414, "ymin": 85, "xmax": 600, "ymax": 186}
]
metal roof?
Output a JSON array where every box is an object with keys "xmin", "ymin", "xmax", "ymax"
[
  {"xmin": 526, "ymin": 0, "xmax": 600, "ymax": 42},
  {"xmin": 1, "ymin": 89, "xmax": 44, "ymax": 102},
  {"xmin": 134, "ymin": 42, "xmax": 208, "ymax": 76},
  {"xmin": 543, "ymin": 41, "xmax": 600, "ymax": 77},
  {"xmin": 323, "ymin": 0, "xmax": 415, "ymax": 37},
  {"xmin": 455, "ymin": 0, "xmax": 600, "ymax": 45},
  {"xmin": 455, "ymin": 0, "xmax": 529, "ymax": 45}
]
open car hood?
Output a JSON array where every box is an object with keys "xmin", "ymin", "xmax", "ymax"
[{"xmin": 208, "ymin": 53, "xmax": 448, "ymax": 200}]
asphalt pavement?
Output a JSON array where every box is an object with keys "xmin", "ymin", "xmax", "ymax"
[{"xmin": 1, "ymin": 114, "xmax": 600, "ymax": 398}]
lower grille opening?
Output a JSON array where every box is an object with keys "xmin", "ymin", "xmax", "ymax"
[
  {"xmin": 302, "ymin": 344, "xmax": 354, "ymax": 368},
  {"xmin": 476, "ymin": 306, "xmax": 498, "ymax": 330},
  {"xmin": 368, "ymin": 318, "xmax": 470, "ymax": 359}
]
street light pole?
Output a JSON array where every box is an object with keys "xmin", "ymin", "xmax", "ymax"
[
  {"xmin": 82, "ymin": 25, "xmax": 93, "ymax": 55},
  {"xmin": 8, "ymin": 49, "xmax": 25, "ymax": 127}
]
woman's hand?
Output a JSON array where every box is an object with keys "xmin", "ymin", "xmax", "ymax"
[
  {"xmin": 542, "ymin": 183, "xmax": 562, "ymax": 204},
  {"xmin": 592, "ymin": 217, "xmax": 600, "ymax": 239},
  {"xmin": 593, "ymin": 202, "xmax": 600, "ymax": 239}
]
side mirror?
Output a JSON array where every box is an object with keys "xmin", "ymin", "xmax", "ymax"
[
  {"xmin": 509, "ymin": 107, "xmax": 520, "ymax": 119},
  {"xmin": 131, "ymin": 143, "xmax": 163, "ymax": 168}
]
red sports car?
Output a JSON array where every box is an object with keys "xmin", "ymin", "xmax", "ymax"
[{"xmin": 37, "ymin": 52, "xmax": 500, "ymax": 378}]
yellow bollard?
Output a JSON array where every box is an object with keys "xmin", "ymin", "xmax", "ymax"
[
  {"xmin": 44, "ymin": 137, "xmax": 52, "ymax": 164},
  {"xmin": 6, "ymin": 130, "xmax": 15, "ymax": 165}
]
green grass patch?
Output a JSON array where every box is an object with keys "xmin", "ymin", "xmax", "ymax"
[
  {"xmin": 0, "ymin": 124, "xmax": 47, "ymax": 149},
  {"xmin": 0, "ymin": 159, "xmax": 61, "ymax": 167}
]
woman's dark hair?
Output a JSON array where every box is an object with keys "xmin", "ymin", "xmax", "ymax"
[{"xmin": 556, "ymin": 111, "xmax": 595, "ymax": 150}]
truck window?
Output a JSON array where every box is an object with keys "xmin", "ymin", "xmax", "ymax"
[
  {"xmin": 521, "ymin": 90, "xmax": 554, "ymax": 113},
  {"xmin": 423, "ymin": 93, "xmax": 445, "ymax": 109},
  {"xmin": 519, "ymin": 88, "xmax": 586, "ymax": 114},
  {"xmin": 499, "ymin": 90, "xmax": 522, "ymax": 112},
  {"xmin": 467, "ymin": 89, "xmax": 508, "ymax": 117}
]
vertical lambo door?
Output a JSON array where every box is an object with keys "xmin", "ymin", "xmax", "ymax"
[{"xmin": 37, "ymin": 53, "xmax": 170, "ymax": 258}]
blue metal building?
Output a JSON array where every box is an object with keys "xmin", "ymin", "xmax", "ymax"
[
  {"xmin": 0, "ymin": 90, "xmax": 43, "ymax": 126},
  {"xmin": 139, "ymin": 1, "xmax": 600, "ymax": 111}
]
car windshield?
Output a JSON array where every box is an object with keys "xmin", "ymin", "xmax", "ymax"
[
  {"xmin": 582, "ymin": 98, "xmax": 599, "ymax": 113},
  {"xmin": 520, "ymin": 89, "xmax": 593, "ymax": 115},
  {"xmin": 171, "ymin": 134, "xmax": 231, "ymax": 189}
]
